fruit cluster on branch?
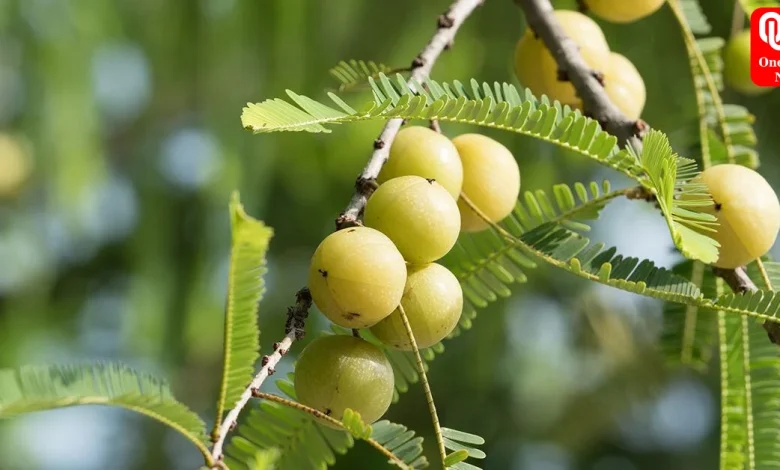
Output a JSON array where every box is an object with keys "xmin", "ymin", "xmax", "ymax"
[{"xmin": 303, "ymin": 126, "xmax": 521, "ymax": 423}]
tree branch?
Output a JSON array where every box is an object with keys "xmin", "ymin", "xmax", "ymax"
[
  {"xmin": 210, "ymin": 288, "xmax": 312, "ymax": 464},
  {"xmin": 336, "ymin": 0, "xmax": 486, "ymax": 229},
  {"xmin": 209, "ymin": 1, "xmax": 484, "ymax": 465},
  {"xmin": 513, "ymin": 0, "xmax": 779, "ymax": 346},
  {"xmin": 514, "ymin": 0, "xmax": 644, "ymax": 151}
]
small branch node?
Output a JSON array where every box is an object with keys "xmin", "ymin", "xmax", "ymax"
[
  {"xmin": 411, "ymin": 56, "xmax": 425, "ymax": 69},
  {"xmin": 556, "ymin": 68, "xmax": 570, "ymax": 82},
  {"xmin": 355, "ymin": 176, "xmax": 379, "ymax": 194},
  {"xmin": 373, "ymin": 139, "xmax": 385, "ymax": 149},
  {"xmin": 261, "ymin": 356, "xmax": 270, "ymax": 366},
  {"xmin": 437, "ymin": 14, "xmax": 455, "ymax": 28},
  {"xmin": 591, "ymin": 70, "xmax": 605, "ymax": 86},
  {"xmin": 633, "ymin": 119, "xmax": 649, "ymax": 137}
]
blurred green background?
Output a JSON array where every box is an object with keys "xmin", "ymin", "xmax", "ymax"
[{"xmin": 1, "ymin": 0, "xmax": 779, "ymax": 469}]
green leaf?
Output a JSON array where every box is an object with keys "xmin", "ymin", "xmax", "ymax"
[
  {"xmin": 329, "ymin": 59, "xmax": 397, "ymax": 92},
  {"xmin": 241, "ymin": 75, "xmax": 647, "ymax": 184},
  {"xmin": 341, "ymin": 408, "xmax": 372, "ymax": 439},
  {"xmin": 444, "ymin": 450, "xmax": 469, "ymax": 467},
  {"xmin": 245, "ymin": 449, "xmax": 281, "ymax": 470},
  {"xmin": 660, "ymin": 261, "xmax": 718, "ymax": 371},
  {"xmin": 214, "ymin": 192, "xmax": 274, "ymax": 433},
  {"xmin": 634, "ymin": 130, "xmax": 719, "ymax": 264},
  {"xmin": 0, "ymin": 363, "xmax": 210, "ymax": 459},
  {"xmin": 441, "ymin": 427, "xmax": 486, "ymax": 464}
]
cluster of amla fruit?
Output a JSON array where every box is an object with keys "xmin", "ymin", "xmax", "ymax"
[
  {"xmin": 514, "ymin": 0, "xmax": 668, "ymax": 120},
  {"xmin": 295, "ymin": 126, "xmax": 521, "ymax": 424}
]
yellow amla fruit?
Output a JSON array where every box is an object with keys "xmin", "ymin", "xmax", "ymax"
[
  {"xmin": 294, "ymin": 335, "xmax": 394, "ymax": 424},
  {"xmin": 603, "ymin": 52, "xmax": 646, "ymax": 120},
  {"xmin": 453, "ymin": 134, "xmax": 521, "ymax": 232},
  {"xmin": 536, "ymin": 10, "xmax": 611, "ymax": 107},
  {"xmin": 370, "ymin": 263, "xmax": 463, "ymax": 350},
  {"xmin": 378, "ymin": 126, "xmax": 463, "ymax": 199},
  {"xmin": 584, "ymin": 0, "xmax": 665, "ymax": 23},
  {"xmin": 514, "ymin": 29, "xmax": 549, "ymax": 99},
  {"xmin": 364, "ymin": 176, "xmax": 461, "ymax": 264},
  {"xmin": 695, "ymin": 164, "xmax": 780, "ymax": 268},
  {"xmin": 308, "ymin": 226, "xmax": 406, "ymax": 328}
]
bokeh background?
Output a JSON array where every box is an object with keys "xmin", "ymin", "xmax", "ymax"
[{"xmin": 1, "ymin": 0, "xmax": 779, "ymax": 469}]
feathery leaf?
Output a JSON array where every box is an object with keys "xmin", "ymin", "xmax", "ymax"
[
  {"xmin": 241, "ymin": 75, "xmax": 647, "ymax": 183},
  {"xmin": 633, "ymin": 130, "xmax": 719, "ymax": 264},
  {"xmin": 329, "ymin": 60, "xmax": 398, "ymax": 92},
  {"xmin": 0, "ymin": 363, "xmax": 210, "ymax": 459},
  {"xmin": 214, "ymin": 192, "xmax": 274, "ymax": 434}
]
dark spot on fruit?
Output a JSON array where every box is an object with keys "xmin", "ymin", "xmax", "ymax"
[
  {"xmin": 715, "ymin": 202, "xmax": 722, "ymax": 211},
  {"xmin": 318, "ymin": 269, "xmax": 328, "ymax": 277},
  {"xmin": 348, "ymin": 229, "xmax": 356, "ymax": 233},
  {"xmin": 425, "ymin": 178, "xmax": 435, "ymax": 184},
  {"xmin": 343, "ymin": 312, "xmax": 361, "ymax": 320}
]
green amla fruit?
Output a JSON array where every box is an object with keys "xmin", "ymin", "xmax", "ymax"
[
  {"xmin": 696, "ymin": 164, "xmax": 780, "ymax": 268},
  {"xmin": 378, "ymin": 126, "xmax": 463, "ymax": 199},
  {"xmin": 364, "ymin": 175, "xmax": 461, "ymax": 263},
  {"xmin": 308, "ymin": 226, "xmax": 406, "ymax": 328},
  {"xmin": 584, "ymin": 0, "xmax": 665, "ymax": 23},
  {"xmin": 371, "ymin": 263, "xmax": 463, "ymax": 350},
  {"xmin": 723, "ymin": 30, "xmax": 771, "ymax": 96},
  {"xmin": 453, "ymin": 134, "xmax": 521, "ymax": 232},
  {"xmin": 294, "ymin": 335, "xmax": 394, "ymax": 424}
]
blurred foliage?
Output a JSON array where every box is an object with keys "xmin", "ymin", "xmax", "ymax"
[{"xmin": 0, "ymin": 0, "xmax": 779, "ymax": 469}]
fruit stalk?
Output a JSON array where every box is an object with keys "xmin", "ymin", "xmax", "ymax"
[
  {"xmin": 209, "ymin": 288, "xmax": 312, "ymax": 465},
  {"xmin": 397, "ymin": 303, "xmax": 448, "ymax": 466},
  {"xmin": 336, "ymin": 0, "xmax": 486, "ymax": 229},
  {"xmin": 514, "ymin": 0, "xmax": 644, "ymax": 151}
]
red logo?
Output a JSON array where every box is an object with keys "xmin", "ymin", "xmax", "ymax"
[{"xmin": 751, "ymin": 8, "xmax": 780, "ymax": 87}]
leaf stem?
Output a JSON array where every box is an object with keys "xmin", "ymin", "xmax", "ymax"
[
  {"xmin": 756, "ymin": 258, "xmax": 774, "ymax": 291},
  {"xmin": 397, "ymin": 304, "xmax": 447, "ymax": 468},
  {"xmin": 668, "ymin": 0, "xmax": 736, "ymax": 164},
  {"xmin": 252, "ymin": 392, "xmax": 411, "ymax": 470}
]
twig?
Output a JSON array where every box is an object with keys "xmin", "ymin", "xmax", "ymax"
[
  {"xmin": 397, "ymin": 304, "xmax": 447, "ymax": 467},
  {"xmin": 210, "ymin": 288, "xmax": 312, "ymax": 465},
  {"xmin": 336, "ymin": 0, "xmax": 486, "ymax": 229},
  {"xmin": 252, "ymin": 392, "xmax": 411, "ymax": 470},
  {"xmin": 514, "ymin": 0, "xmax": 645, "ymax": 151}
]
